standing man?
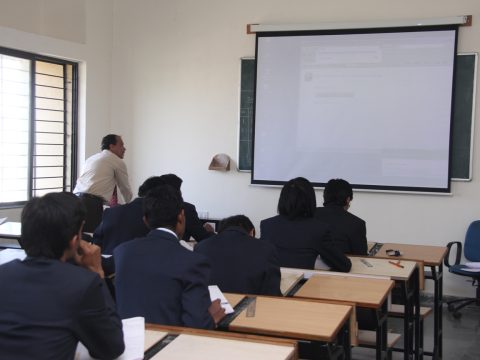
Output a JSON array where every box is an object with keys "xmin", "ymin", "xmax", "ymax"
[
  {"xmin": 0, "ymin": 192, "xmax": 125, "ymax": 359},
  {"xmin": 315, "ymin": 178, "xmax": 368, "ymax": 255},
  {"xmin": 74, "ymin": 134, "xmax": 133, "ymax": 232}
]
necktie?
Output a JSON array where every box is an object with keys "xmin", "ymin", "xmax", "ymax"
[{"xmin": 110, "ymin": 185, "xmax": 118, "ymax": 207}]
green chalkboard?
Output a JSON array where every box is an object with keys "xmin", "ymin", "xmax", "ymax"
[
  {"xmin": 238, "ymin": 58, "xmax": 255, "ymax": 171},
  {"xmin": 451, "ymin": 53, "xmax": 477, "ymax": 180},
  {"xmin": 238, "ymin": 54, "xmax": 477, "ymax": 179}
]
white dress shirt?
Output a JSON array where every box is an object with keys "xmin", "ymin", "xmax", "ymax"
[
  {"xmin": 156, "ymin": 228, "xmax": 193, "ymax": 251},
  {"xmin": 74, "ymin": 150, "xmax": 133, "ymax": 204}
]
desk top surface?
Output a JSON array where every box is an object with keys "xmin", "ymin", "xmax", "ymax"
[
  {"xmin": 348, "ymin": 256, "xmax": 417, "ymax": 281},
  {"xmin": 146, "ymin": 324, "xmax": 297, "ymax": 359},
  {"xmin": 225, "ymin": 293, "xmax": 246, "ymax": 308},
  {"xmin": 294, "ymin": 273, "xmax": 394, "ymax": 308},
  {"xmin": 150, "ymin": 333, "xmax": 295, "ymax": 360},
  {"xmin": 371, "ymin": 242, "xmax": 448, "ymax": 266},
  {"xmin": 228, "ymin": 296, "xmax": 352, "ymax": 342},
  {"xmin": 280, "ymin": 270, "xmax": 304, "ymax": 295},
  {"xmin": 0, "ymin": 222, "xmax": 21, "ymax": 239}
]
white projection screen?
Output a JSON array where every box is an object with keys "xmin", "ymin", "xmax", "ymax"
[{"xmin": 251, "ymin": 26, "xmax": 458, "ymax": 193}]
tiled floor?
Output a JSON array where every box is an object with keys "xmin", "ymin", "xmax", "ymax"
[{"xmin": 352, "ymin": 294, "xmax": 480, "ymax": 359}]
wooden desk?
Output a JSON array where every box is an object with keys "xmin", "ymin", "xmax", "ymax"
[
  {"xmin": 225, "ymin": 293, "xmax": 246, "ymax": 308},
  {"xmin": 294, "ymin": 274, "xmax": 394, "ymax": 360},
  {"xmin": 371, "ymin": 242, "xmax": 447, "ymax": 360},
  {"xmin": 294, "ymin": 274, "xmax": 393, "ymax": 310},
  {"xmin": 0, "ymin": 221, "xmax": 21, "ymax": 248},
  {"xmin": 348, "ymin": 256, "xmax": 419, "ymax": 360},
  {"xmin": 221, "ymin": 296, "xmax": 352, "ymax": 360},
  {"xmin": 280, "ymin": 269, "xmax": 304, "ymax": 295},
  {"xmin": 145, "ymin": 324, "xmax": 297, "ymax": 360}
]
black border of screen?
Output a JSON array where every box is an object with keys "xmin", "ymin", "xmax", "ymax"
[{"xmin": 250, "ymin": 24, "xmax": 459, "ymax": 193}]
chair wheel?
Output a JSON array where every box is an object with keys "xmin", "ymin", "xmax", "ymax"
[{"xmin": 453, "ymin": 311, "xmax": 462, "ymax": 319}]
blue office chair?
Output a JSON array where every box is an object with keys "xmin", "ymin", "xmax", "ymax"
[{"xmin": 444, "ymin": 220, "xmax": 480, "ymax": 318}]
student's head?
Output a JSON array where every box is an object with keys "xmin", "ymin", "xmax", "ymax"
[
  {"xmin": 277, "ymin": 177, "xmax": 316, "ymax": 220},
  {"xmin": 158, "ymin": 173, "xmax": 183, "ymax": 191},
  {"xmin": 323, "ymin": 178, "xmax": 353, "ymax": 208},
  {"xmin": 218, "ymin": 215, "xmax": 255, "ymax": 237},
  {"xmin": 101, "ymin": 134, "xmax": 126, "ymax": 159},
  {"xmin": 20, "ymin": 192, "xmax": 86, "ymax": 259},
  {"xmin": 143, "ymin": 185, "xmax": 185, "ymax": 237},
  {"xmin": 138, "ymin": 176, "xmax": 164, "ymax": 197}
]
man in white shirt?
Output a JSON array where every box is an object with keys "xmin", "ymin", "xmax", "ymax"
[{"xmin": 74, "ymin": 134, "xmax": 133, "ymax": 232}]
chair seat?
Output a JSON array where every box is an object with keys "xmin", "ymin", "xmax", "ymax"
[{"xmin": 449, "ymin": 265, "xmax": 480, "ymax": 277}]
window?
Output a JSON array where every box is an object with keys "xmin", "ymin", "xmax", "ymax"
[{"xmin": 0, "ymin": 47, "xmax": 78, "ymax": 206}]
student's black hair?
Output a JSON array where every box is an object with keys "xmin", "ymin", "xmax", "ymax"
[
  {"xmin": 158, "ymin": 173, "xmax": 183, "ymax": 191},
  {"xmin": 143, "ymin": 184, "xmax": 184, "ymax": 229},
  {"xmin": 138, "ymin": 176, "xmax": 164, "ymax": 197},
  {"xmin": 323, "ymin": 179, "xmax": 353, "ymax": 207},
  {"xmin": 20, "ymin": 192, "xmax": 86, "ymax": 259},
  {"xmin": 101, "ymin": 134, "xmax": 119, "ymax": 151},
  {"xmin": 277, "ymin": 177, "xmax": 316, "ymax": 220},
  {"xmin": 218, "ymin": 215, "xmax": 255, "ymax": 234}
]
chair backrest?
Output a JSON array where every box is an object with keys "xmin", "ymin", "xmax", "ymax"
[{"xmin": 464, "ymin": 220, "xmax": 480, "ymax": 262}]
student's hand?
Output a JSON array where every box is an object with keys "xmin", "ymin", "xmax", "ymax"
[
  {"xmin": 208, "ymin": 299, "xmax": 226, "ymax": 325},
  {"xmin": 74, "ymin": 240, "xmax": 105, "ymax": 279},
  {"xmin": 203, "ymin": 223, "xmax": 215, "ymax": 233}
]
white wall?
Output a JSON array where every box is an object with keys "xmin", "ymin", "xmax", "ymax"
[{"xmin": 110, "ymin": 0, "xmax": 480, "ymax": 296}]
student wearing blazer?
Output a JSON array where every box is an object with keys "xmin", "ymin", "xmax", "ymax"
[
  {"xmin": 0, "ymin": 193, "xmax": 124, "ymax": 360},
  {"xmin": 315, "ymin": 178, "xmax": 368, "ymax": 255},
  {"xmin": 195, "ymin": 215, "xmax": 281, "ymax": 296},
  {"xmin": 260, "ymin": 177, "xmax": 351, "ymax": 272},
  {"xmin": 114, "ymin": 185, "xmax": 225, "ymax": 328}
]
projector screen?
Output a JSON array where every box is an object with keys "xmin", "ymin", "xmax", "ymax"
[{"xmin": 252, "ymin": 26, "xmax": 458, "ymax": 193}]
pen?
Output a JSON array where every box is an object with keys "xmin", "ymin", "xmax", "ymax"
[{"xmin": 389, "ymin": 260, "xmax": 404, "ymax": 268}]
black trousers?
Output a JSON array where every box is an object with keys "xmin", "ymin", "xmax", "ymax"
[{"xmin": 76, "ymin": 193, "xmax": 104, "ymax": 233}]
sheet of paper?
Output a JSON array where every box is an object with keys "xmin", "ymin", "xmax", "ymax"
[
  {"xmin": 208, "ymin": 285, "xmax": 234, "ymax": 314},
  {"xmin": 0, "ymin": 249, "xmax": 26, "ymax": 265},
  {"xmin": 75, "ymin": 317, "xmax": 144, "ymax": 360},
  {"xmin": 0, "ymin": 217, "xmax": 7, "ymax": 225}
]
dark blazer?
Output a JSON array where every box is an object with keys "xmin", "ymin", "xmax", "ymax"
[
  {"xmin": 260, "ymin": 215, "xmax": 351, "ymax": 272},
  {"xmin": 315, "ymin": 205, "xmax": 368, "ymax": 255},
  {"xmin": 114, "ymin": 229, "xmax": 215, "ymax": 329},
  {"xmin": 0, "ymin": 258, "xmax": 124, "ymax": 360},
  {"xmin": 182, "ymin": 202, "xmax": 214, "ymax": 241},
  {"xmin": 195, "ymin": 226, "xmax": 282, "ymax": 296},
  {"xmin": 93, "ymin": 197, "xmax": 148, "ymax": 255}
]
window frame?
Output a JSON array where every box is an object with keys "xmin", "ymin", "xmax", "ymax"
[{"xmin": 0, "ymin": 46, "xmax": 78, "ymax": 208}]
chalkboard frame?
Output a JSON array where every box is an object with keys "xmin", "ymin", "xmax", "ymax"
[{"xmin": 237, "ymin": 53, "xmax": 477, "ymax": 180}]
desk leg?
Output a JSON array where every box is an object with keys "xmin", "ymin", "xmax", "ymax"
[
  {"xmin": 413, "ymin": 267, "xmax": 421, "ymax": 360},
  {"xmin": 323, "ymin": 320, "xmax": 351, "ymax": 360},
  {"xmin": 376, "ymin": 300, "xmax": 389, "ymax": 360},
  {"xmin": 430, "ymin": 264, "xmax": 443, "ymax": 360},
  {"xmin": 402, "ymin": 268, "xmax": 418, "ymax": 360}
]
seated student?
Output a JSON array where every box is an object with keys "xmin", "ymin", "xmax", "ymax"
[
  {"xmin": 114, "ymin": 185, "xmax": 225, "ymax": 328},
  {"xmin": 260, "ymin": 177, "xmax": 351, "ymax": 272},
  {"xmin": 158, "ymin": 174, "xmax": 215, "ymax": 241},
  {"xmin": 315, "ymin": 179, "xmax": 367, "ymax": 255},
  {"xmin": 195, "ymin": 215, "xmax": 281, "ymax": 296},
  {"xmin": 0, "ymin": 192, "xmax": 124, "ymax": 360},
  {"xmin": 93, "ymin": 176, "xmax": 165, "ymax": 254}
]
